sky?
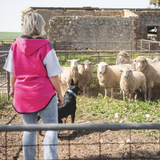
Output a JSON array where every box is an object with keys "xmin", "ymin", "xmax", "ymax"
[{"xmin": 0, "ymin": 0, "xmax": 153, "ymax": 32}]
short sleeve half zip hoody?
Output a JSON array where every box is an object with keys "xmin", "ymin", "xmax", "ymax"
[{"xmin": 11, "ymin": 36, "xmax": 57, "ymax": 113}]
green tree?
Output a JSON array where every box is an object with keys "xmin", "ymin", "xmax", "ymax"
[{"xmin": 150, "ymin": 0, "xmax": 160, "ymax": 7}]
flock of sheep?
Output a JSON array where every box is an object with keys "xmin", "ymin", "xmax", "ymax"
[
  {"xmin": 58, "ymin": 51, "xmax": 160, "ymax": 103},
  {"xmin": 59, "ymin": 59, "xmax": 93, "ymax": 96}
]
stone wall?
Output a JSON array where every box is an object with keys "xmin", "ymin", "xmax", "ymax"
[
  {"xmin": 21, "ymin": 8, "xmax": 124, "ymax": 39},
  {"xmin": 21, "ymin": 8, "xmax": 139, "ymax": 50},
  {"xmin": 136, "ymin": 11, "xmax": 160, "ymax": 40},
  {"xmin": 48, "ymin": 16, "xmax": 138, "ymax": 50}
]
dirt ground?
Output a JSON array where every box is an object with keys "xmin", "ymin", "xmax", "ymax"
[{"xmin": 1, "ymin": 86, "xmax": 160, "ymax": 160}]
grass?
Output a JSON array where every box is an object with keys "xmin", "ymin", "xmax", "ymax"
[
  {"xmin": 76, "ymin": 93, "xmax": 160, "ymax": 124},
  {"xmin": 1, "ymin": 32, "xmax": 160, "ymax": 125},
  {"xmin": 148, "ymin": 33, "xmax": 157, "ymax": 38},
  {"xmin": 1, "ymin": 82, "xmax": 160, "ymax": 125},
  {"xmin": 0, "ymin": 93, "xmax": 12, "ymax": 111},
  {"xmin": 0, "ymin": 32, "xmax": 22, "ymax": 41},
  {"xmin": 57, "ymin": 52, "xmax": 117, "ymax": 70}
]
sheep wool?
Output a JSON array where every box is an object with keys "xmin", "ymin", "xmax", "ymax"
[
  {"xmin": 59, "ymin": 59, "xmax": 79, "ymax": 87},
  {"xmin": 78, "ymin": 60, "xmax": 93, "ymax": 95},
  {"xmin": 116, "ymin": 51, "xmax": 133, "ymax": 65},
  {"xmin": 135, "ymin": 56, "xmax": 160, "ymax": 100},
  {"xmin": 120, "ymin": 67, "xmax": 147, "ymax": 103},
  {"xmin": 152, "ymin": 55, "xmax": 160, "ymax": 63},
  {"xmin": 96, "ymin": 62, "xmax": 135, "ymax": 98}
]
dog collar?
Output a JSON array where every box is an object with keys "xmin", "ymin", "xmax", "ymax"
[{"xmin": 67, "ymin": 89, "xmax": 77, "ymax": 98}]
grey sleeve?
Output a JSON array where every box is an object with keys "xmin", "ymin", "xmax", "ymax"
[
  {"xmin": 3, "ymin": 48, "xmax": 14, "ymax": 73},
  {"xmin": 43, "ymin": 49, "xmax": 63, "ymax": 77}
]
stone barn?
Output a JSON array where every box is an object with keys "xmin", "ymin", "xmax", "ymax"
[{"xmin": 21, "ymin": 7, "xmax": 160, "ymax": 50}]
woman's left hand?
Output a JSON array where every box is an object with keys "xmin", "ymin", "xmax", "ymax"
[
  {"xmin": 57, "ymin": 94, "xmax": 64, "ymax": 105},
  {"xmin": 9, "ymin": 91, "xmax": 14, "ymax": 98}
]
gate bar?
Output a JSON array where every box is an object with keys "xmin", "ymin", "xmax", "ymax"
[{"xmin": 1, "ymin": 123, "xmax": 160, "ymax": 131}]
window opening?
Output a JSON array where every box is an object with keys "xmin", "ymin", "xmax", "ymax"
[{"xmin": 147, "ymin": 26, "xmax": 157, "ymax": 41}]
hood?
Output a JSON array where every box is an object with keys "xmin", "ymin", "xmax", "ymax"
[{"xmin": 15, "ymin": 36, "xmax": 50, "ymax": 56}]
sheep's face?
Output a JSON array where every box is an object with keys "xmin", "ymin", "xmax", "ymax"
[
  {"xmin": 67, "ymin": 59, "xmax": 80, "ymax": 69},
  {"xmin": 136, "ymin": 62, "xmax": 143, "ymax": 71},
  {"xmin": 135, "ymin": 56, "xmax": 147, "ymax": 72},
  {"xmin": 122, "ymin": 68, "xmax": 132, "ymax": 79},
  {"xmin": 118, "ymin": 55, "xmax": 125, "ymax": 62},
  {"xmin": 118, "ymin": 51, "xmax": 128, "ymax": 57},
  {"xmin": 84, "ymin": 64, "xmax": 89, "ymax": 70},
  {"xmin": 96, "ymin": 62, "xmax": 108, "ymax": 74},
  {"xmin": 71, "ymin": 61, "xmax": 78, "ymax": 69},
  {"xmin": 117, "ymin": 52, "xmax": 130, "ymax": 63},
  {"xmin": 83, "ymin": 60, "xmax": 93, "ymax": 70}
]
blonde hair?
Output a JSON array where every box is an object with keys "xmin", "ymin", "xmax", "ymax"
[{"xmin": 22, "ymin": 12, "xmax": 46, "ymax": 36}]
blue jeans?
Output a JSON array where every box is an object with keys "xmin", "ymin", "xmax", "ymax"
[{"xmin": 21, "ymin": 96, "xmax": 59, "ymax": 160}]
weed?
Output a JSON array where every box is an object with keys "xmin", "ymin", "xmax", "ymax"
[
  {"xmin": 77, "ymin": 95, "xmax": 160, "ymax": 124},
  {"xmin": 0, "ymin": 93, "xmax": 12, "ymax": 111}
]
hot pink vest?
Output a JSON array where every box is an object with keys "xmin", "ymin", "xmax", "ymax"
[{"xmin": 11, "ymin": 37, "xmax": 56, "ymax": 113}]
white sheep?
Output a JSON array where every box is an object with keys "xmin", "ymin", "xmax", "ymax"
[
  {"xmin": 116, "ymin": 51, "xmax": 156, "ymax": 66},
  {"xmin": 120, "ymin": 67, "xmax": 147, "ymax": 103},
  {"xmin": 95, "ymin": 62, "xmax": 135, "ymax": 99},
  {"xmin": 146, "ymin": 57, "xmax": 154, "ymax": 63},
  {"xmin": 152, "ymin": 55, "xmax": 160, "ymax": 63},
  {"xmin": 78, "ymin": 60, "xmax": 93, "ymax": 96},
  {"xmin": 135, "ymin": 56, "xmax": 160, "ymax": 100},
  {"xmin": 116, "ymin": 51, "xmax": 134, "ymax": 65},
  {"xmin": 59, "ymin": 59, "xmax": 80, "ymax": 88}
]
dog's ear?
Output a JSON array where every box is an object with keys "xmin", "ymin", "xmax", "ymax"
[
  {"xmin": 70, "ymin": 79, "xmax": 74, "ymax": 85},
  {"xmin": 75, "ymin": 80, "xmax": 78, "ymax": 85}
]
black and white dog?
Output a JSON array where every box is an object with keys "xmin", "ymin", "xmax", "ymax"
[
  {"xmin": 38, "ymin": 79, "xmax": 82, "ymax": 126},
  {"xmin": 58, "ymin": 79, "xmax": 82, "ymax": 123}
]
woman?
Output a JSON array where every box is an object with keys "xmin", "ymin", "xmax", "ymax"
[{"xmin": 3, "ymin": 12, "xmax": 64, "ymax": 160}]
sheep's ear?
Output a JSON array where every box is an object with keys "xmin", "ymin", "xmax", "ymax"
[
  {"xmin": 134, "ymin": 59, "xmax": 136, "ymax": 62},
  {"xmin": 120, "ymin": 70, "xmax": 123, "ymax": 72},
  {"xmin": 128, "ymin": 54, "xmax": 131, "ymax": 57},
  {"xmin": 75, "ymin": 80, "xmax": 78, "ymax": 85},
  {"xmin": 67, "ymin": 60, "xmax": 71, "ymax": 62},
  {"xmin": 81, "ymin": 62, "xmax": 84, "ymax": 65},
  {"xmin": 76, "ymin": 59, "xmax": 80, "ymax": 62},
  {"xmin": 94, "ymin": 64, "xmax": 98, "ymax": 67},
  {"xmin": 70, "ymin": 79, "xmax": 74, "ymax": 85}
]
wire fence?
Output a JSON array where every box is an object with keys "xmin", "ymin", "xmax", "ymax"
[
  {"xmin": 56, "ymin": 49, "xmax": 160, "ymax": 66},
  {"xmin": 0, "ymin": 49, "xmax": 160, "ymax": 100},
  {"xmin": 0, "ymin": 53, "xmax": 10, "ymax": 100},
  {"xmin": 137, "ymin": 39, "xmax": 160, "ymax": 51},
  {"xmin": 1, "ymin": 41, "xmax": 160, "ymax": 159},
  {"xmin": 1, "ymin": 123, "xmax": 160, "ymax": 160},
  {"xmin": 53, "ymin": 41, "xmax": 134, "ymax": 51}
]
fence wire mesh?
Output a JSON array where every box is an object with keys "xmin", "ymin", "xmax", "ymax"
[
  {"xmin": 1, "ymin": 41, "xmax": 160, "ymax": 159},
  {"xmin": 1, "ymin": 122, "xmax": 160, "ymax": 160}
]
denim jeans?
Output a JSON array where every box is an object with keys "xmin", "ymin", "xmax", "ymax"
[{"xmin": 21, "ymin": 96, "xmax": 59, "ymax": 160}]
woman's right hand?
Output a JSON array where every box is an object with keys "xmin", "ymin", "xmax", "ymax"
[{"xmin": 57, "ymin": 94, "xmax": 64, "ymax": 105}]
